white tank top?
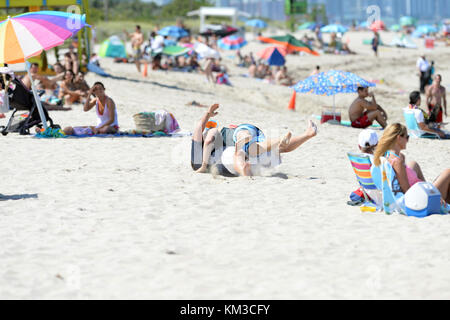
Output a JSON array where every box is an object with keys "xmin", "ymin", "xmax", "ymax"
[{"xmin": 96, "ymin": 97, "xmax": 118, "ymax": 129}]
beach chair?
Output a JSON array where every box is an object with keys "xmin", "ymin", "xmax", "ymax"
[
  {"xmin": 403, "ymin": 109, "xmax": 440, "ymax": 139},
  {"xmin": 371, "ymin": 157, "xmax": 450, "ymax": 216},
  {"xmin": 347, "ymin": 152, "xmax": 383, "ymax": 210}
]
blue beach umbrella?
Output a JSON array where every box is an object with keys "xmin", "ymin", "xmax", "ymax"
[
  {"xmin": 158, "ymin": 26, "xmax": 189, "ymax": 39},
  {"xmin": 416, "ymin": 24, "xmax": 438, "ymax": 34},
  {"xmin": 321, "ymin": 24, "xmax": 348, "ymax": 33},
  {"xmin": 292, "ymin": 70, "xmax": 375, "ymax": 116},
  {"xmin": 245, "ymin": 19, "xmax": 268, "ymax": 29}
]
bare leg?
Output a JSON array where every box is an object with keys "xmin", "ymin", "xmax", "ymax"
[
  {"xmin": 408, "ymin": 161, "xmax": 426, "ymax": 181},
  {"xmin": 98, "ymin": 126, "xmax": 118, "ymax": 134},
  {"xmin": 433, "ymin": 169, "xmax": 450, "ymax": 203},
  {"xmin": 196, "ymin": 128, "xmax": 221, "ymax": 173},
  {"xmin": 279, "ymin": 121, "xmax": 318, "ymax": 153},
  {"xmin": 204, "ymin": 59, "xmax": 214, "ymax": 83},
  {"xmin": 234, "ymin": 149, "xmax": 252, "ymax": 176},
  {"xmin": 367, "ymin": 110, "xmax": 387, "ymax": 128}
]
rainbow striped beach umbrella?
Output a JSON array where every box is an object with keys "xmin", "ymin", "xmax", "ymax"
[
  {"xmin": 0, "ymin": 11, "xmax": 89, "ymax": 64},
  {"xmin": 217, "ymin": 35, "xmax": 247, "ymax": 50},
  {"xmin": 0, "ymin": 11, "xmax": 89, "ymax": 130}
]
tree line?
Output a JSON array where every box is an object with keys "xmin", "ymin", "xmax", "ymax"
[{"xmin": 90, "ymin": 0, "xmax": 213, "ymax": 22}]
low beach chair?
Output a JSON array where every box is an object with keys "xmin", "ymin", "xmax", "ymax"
[
  {"xmin": 403, "ymin": 109, "xmax": 440, "ymax": 139},
  {"xmin": 347, "ymin": 152, "xmax": 383, "ymax": 209},
  {"xmin": 371, "ymin": 157, "xmax": 450, "ymax": 216}
]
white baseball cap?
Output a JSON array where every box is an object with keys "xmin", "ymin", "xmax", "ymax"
[{"xmin": 358, "ymin": 129, "xmax": 379, "ymax": 148}]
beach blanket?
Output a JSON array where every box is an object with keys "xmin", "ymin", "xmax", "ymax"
[
  {"xmin": 35, "ymin": 129, "xmax": 191, "ymax": 139},
  {"xmin": 313, "ymin": 115, "xmax": 382, "ymax": 128}
]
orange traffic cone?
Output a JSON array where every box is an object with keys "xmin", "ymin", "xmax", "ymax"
[
  {"xmin": 142, "ymin": 62, "xmax": 148, "ymax": 77},
  {"xmin": 288, "ymin": 90, "xmax": 296, "ymax": 111}
]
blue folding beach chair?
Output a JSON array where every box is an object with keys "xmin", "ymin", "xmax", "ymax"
[
  {"xmin": 403, "ymin": 109, "xmax": 440, "ymax": 139},
  {"xmin": 371, "ymin": 157, "xmax": 450, "ymax": 216}
]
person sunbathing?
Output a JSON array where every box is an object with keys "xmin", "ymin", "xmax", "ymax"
[
  {"xmin": 407, "ymin": 91, "xmax": 449, "ymax": 138},
  {"xmin": 220, "ymin": 121, "xmax": 318, "ymax": 177},
  {"xmin": 373, "ymin": 123, "xmax": 450, "ymax": 204},
  {"xmin": 59, "ymin": 70, "xmax": 85, "ymax": 104},
  {"xmin": 349, "ymin": 87, "xmax": 388, "ymax": 129},
  {"xmin": 64, "ymin": 82, "xmax": 119, "ymax": 135}
]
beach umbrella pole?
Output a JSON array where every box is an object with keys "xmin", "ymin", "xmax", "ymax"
[{"xmin": 26, "ymin": 62, "xmax": 48, "ymax": 130}]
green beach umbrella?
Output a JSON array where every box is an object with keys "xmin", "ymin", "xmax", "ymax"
[
  {"xmin": 161, "ymin": 45, "xmax": 190, "ymax": 57},
  {"xmin": 257, "ymin": 34, "xmax": 319, "ymax": 56},
  {"xmin": 389, "ymin": 24, "xmax": 401, "ymax": 32},
  {"xmin": 400, "ymin": 16, "xmax": 417, "ymax": 27},
  {"xmin": 298, "ymin": 22, "xmax": 315, "ymax": 30}
]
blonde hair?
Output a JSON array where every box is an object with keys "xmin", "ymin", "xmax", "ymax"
[{"xmin": 373, "ymin": 123, "xmax": 408, "ymax": 166}]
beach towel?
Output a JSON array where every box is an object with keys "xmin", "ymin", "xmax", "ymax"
[{"xmin": 35, "ymin": 129, "xmax": 191, "ymax": 139}]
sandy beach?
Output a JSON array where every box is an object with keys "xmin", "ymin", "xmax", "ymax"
[{"xmin": 1, "ymin": 30, "xmax": 449, "ymax": 299}]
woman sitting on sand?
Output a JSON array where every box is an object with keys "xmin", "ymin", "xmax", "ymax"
[
  {"xmin": 63, "ymin": 82, "xmax": 119, "ymax": 135},
  {"xmin": 220, "ymin": 121, "xmax": 318, "ymax": 177},
  {"xmin": 373, "ymin": 123, "xmax": 450, "ymax": 204}
]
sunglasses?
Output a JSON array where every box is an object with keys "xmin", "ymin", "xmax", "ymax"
[{"xmin": 401, "ymin": 134, "xmax": 410, "ymax": 141}]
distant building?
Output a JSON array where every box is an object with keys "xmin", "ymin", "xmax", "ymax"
[
  {"xmin": 215, "ymin": 0, "xmax": 286, "ymax": 21},
  {"xmin": 308, "ymin": 0, "xmax": 449, "ymax": 24}
]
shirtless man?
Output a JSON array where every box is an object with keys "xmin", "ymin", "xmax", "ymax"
[
  {"xmin": 349, "ymin": 87, "xmax": 388, "ymax": 129},
  {"xmin": 426, "ymin": 74, "xmax": 447, "ymax": 123},
  {"xmin": 124, "ymin": 25, "xmax": 144, "ymax": 73},
  {"xmin": 22, "ymin": 63, "xmax": 57, "ymax": 91}
]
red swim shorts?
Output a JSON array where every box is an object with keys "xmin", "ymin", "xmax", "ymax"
[{"xmin": 351, "ymin": 112, "xmax": 373, "ymax": 129}]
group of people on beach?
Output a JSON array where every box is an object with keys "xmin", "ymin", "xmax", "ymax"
[
  {"xmin": 122, "ymin": 24, "xmax": 231, "ymax": 85},
  {"xmin": 348, "ymin": 74, "xmax": 447, "ymax": 139},
  {"xmin": 21, "ymin": 47, "xmax": 90, "ymax": 108}
]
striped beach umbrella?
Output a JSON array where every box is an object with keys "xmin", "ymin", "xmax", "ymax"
[
  {"xmin": 0, "ymin": 11, "xmax": 88, "ymax": 64},
  {"xmin": 258, "ymin": 34, "xmax": 319, "ymax": 56},
  {"xmin": 162, "ymin": 45, "xmax": 190, "ymax": 57},
  {"xmin": 217, "ymin": 35, "xmax": 247, "ymax": 50},
  {"xmin": 0, "ymin": 11, "xmax": 89, "ymax": 130}
]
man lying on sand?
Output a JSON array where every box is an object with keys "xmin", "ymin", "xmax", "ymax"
[
  {"xmin": 220, "ymin": 121, "xmax": 317, "ymax": 177},
  {"xmin": 63, "ymin": 82, "xmax": 119, "ymax": 135},
  {"xmin": 191, "ymin": 104, "xmax": 318, "ymax": 177},
  {"xmin": 349, "ymin": 87, "xmax": 388, "ymax": 129}
]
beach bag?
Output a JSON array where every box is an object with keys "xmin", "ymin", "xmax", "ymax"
[
  {"xmin": 133, "ymin": 112, "xmax": 166, "ymax": 132},
  {"xmin": 0, "ymin": 89, "xmax": 10, "ymax": 113}
]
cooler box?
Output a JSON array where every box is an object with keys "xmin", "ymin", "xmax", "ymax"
[
  {"xmin": 404, "ymin": 182, "xmax": 441, "ymax": 218},
  {"xmin": 321, "ymin": 108, "xmax": 341, "ymax": 124},
  {"xmin": 425, "ymin": 38, "xmax": 434, "ymax": 49}
]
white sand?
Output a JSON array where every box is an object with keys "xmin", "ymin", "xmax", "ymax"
[{"xmin": 0, "ymin": 31, "xmax": 449, "ymax": 299}]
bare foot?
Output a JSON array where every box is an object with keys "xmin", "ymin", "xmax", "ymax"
[
  {"xmin": 306, "ymin": 120, "xmax": 318, "ymax": 138},
  {"xmin": 195, "ymin": 165, "xmax": 209, "ymax": 173},
  {"xmin": 279, "ymin": 132, "xmax": 292, "ymax": 151}
]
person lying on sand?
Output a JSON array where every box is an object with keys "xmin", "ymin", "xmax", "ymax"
[
  {"xmin": 63, "ymin": 82, "xmax": 119, "ymax": 135},
  {"xmin": 191, "ymin": 104, "xmax": 227, "ymax": 173},
  {"xmin": 220, "ymin": 121, "xmax": 318, "ymax": 177},
  {"xmin": 374, "ymin": 123, "xmax": 450, "ymax": 204},
  {"xmin": 349, "ymin": 87, "xmax": 388, "ymax": 129}
]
